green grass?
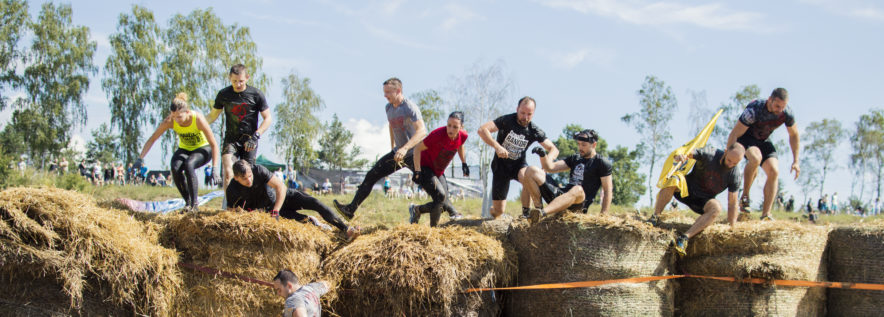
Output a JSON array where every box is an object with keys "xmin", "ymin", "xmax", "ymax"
[{"xmin": 5, "ymin": 170, "xmax": 881, "ymax": 227}]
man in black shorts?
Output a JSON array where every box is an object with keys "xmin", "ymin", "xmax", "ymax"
[
  {"xmin": 647, "ymin": 144, "xmax": 744, "ymax": 256},
  {"xmin": 526, "ymin": 129, "xmax": 612, "ymax": 224},
  {"xmin": 725, "ymin": 88, "xmax": 800, "ymax": 220},
  {"xmin": 208, "ymin": 64, "xmax": 273, "ymax": 208},
  {"xmin": 478, "ymin": 96, "xmax": 558, "ymax": 219},
  {"xmin": 227, "ymin": 160, "xmax": 359, "ymax": 239}
]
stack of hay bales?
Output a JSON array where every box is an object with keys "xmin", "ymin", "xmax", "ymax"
[
  {"xmin": 678, "ymin": 221, "xmax": 829, "ymax": 316},
  {"xmin": 0, "ymin": 187, "xmax": 181, "ymax": 316},
  {"xmin": 442, "ymin": 214, "xmax": 515, "ymax": 240},
  {"xmin": 509, "ymin": 213, "xmax": 676, "ymax": 316},
  {"xmin": 827, "ymin": 219, "xmax": 884, "ymax": 315},
  {"xmin": 166, "ymin": 211, "xmax": 334, "ymax": 316},
  {"xmin": 323, "ymin": 225, "xmax": 516, "ymax": 317}
]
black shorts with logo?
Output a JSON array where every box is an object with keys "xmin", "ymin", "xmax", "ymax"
[
  {"xmin": 736, "ymin": 134, "xmax": 777, "ymax": 165},
  {"xmin": 674, "ymin": 193, "xmax": 712, "ymax": 215},
  {"xmin": 491, "ymin": 159, "xmax": 527, "ymax": 201}
]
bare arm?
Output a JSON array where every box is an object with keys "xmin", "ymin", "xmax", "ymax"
[
  {"xmin": 787, "ymin": 124, "xmax": 801, "ymax": 179},
  {"xmin": 268, "ymin": 175, "xmax": 287, "ymax": 212},
  {"xmin": 413, "ymin": 141, "xmax": 427, "ymax": 172},
  {"xmin": 394, "ymin": 119, "xmax": 427, "ymax": 162},
  {"xmin": 457, "ymin": 144, "xmax": 466, "ymax": 163},
  {"xmin": 540, "ymin": 139, "xmax": 559, "ymax": 161},
  {"xmin": 256, "ymin": 108, "xmax": 273, "ymax": 136},
  {"xmin": 139, "ymin": 117, "xmax": 173, "ymax": 159},
  {"xmin": 725, "ymin": 121, "xmax": 749, "ymax": 150},
  {"xmin": 600, "ymin": 175, "xmax": 613, "ymax": 214},
  {"xmin": 389, "ymin": 125, "xmax": 395, "ymax": 149},
  {"xmin": 195, "ymin": 113, "xmax": 220, "ymax": 168},
  {"xmin": 727, "ymin": 191, "xmax": 738, "ymax": 226},
  {"xmin": 206, "ymin": 108, "xmax": 223, "ymax": 124},
  {"xmin": 544, "ymin": 159, "xmax": 570, "ymax": 174},
  {"xmin": 478, "ymin": 121, "xmax": 507, "ymax": 158}
]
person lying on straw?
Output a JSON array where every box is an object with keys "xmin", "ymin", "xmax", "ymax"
[
  {"xmin": 227, "ymin": 159, "xmax": 360, "ymax": 240},
  {"xmin": 646, "ymin": 144, "xmax": 744, "ymax": 256},
  {"xmin": 525, "ymin": 129, "xmax": 613, "ymax": 224},
  {"xmin": 273, "ymin": 269, "xmax": 330, "ymax": 317}
]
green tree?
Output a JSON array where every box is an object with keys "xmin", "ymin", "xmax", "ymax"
[
  {"xmin": 803, "ymin": 119, "xmax": 845, "ymax": 196},
  {"xmin": 607, "ymin": 144, "xmax": 646, "ymax": 206},
  {"xmin": 0, "ymin": 0, "xmax": 29, "ymax": 109},
  {"xmin": 318, "ymin": 114, "xmax": 368, "ymax": 184},
  {"xmin": 622, "ymin": 75, "xmax": 677, "ymax": 206},
  {"xmin": 272, "ymin": 71, "xmax": 324, "ymax": 172},
  {"xmin": 86, "ymin": 123, "xmax": 119, "ymax": 164},
  {"xmin": 549, "ymin": 124, "xmax": 607, "ymax": 185},
  {"xmin": 713, "ymin": 85, "xmax": 760, "ymax": 147},
  {"xmin": 852, "ymin": 109, "xmax": 884, "ymax": 201},
  {"xmin": 18, "ymin": 3, "xmax": 96, "ymax": 166},
  {"xmin": 102, "ymin": 5, "xmax": 163, "ymax": 165},
  {"xmin": 157, "ymin": 8, "xmax": 269, "ymax": 154},
  {"xmin": 796, "ymin": 160, "xmax": 822, "ymax": 203},
  {"xmin": 410, "ymin": 89, "xmax": 445, "ymax": 129}
]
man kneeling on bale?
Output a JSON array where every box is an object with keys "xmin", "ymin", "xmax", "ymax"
[
  {"xmin": 647, "ymin": 144, "xmax": 745, "ymax": 256},
  {"xmin": 227, "ymin": 159, "xmax": 359, "ymax": 239},
  {"xmin": 525, "ymin": 129, "xmax": 613, "ymax": 224},
  {"xmin": 273, "ymin": 269, "xmax": 329, "ymax": 317}
]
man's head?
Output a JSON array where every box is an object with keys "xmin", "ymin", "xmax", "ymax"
[
  {"xmin": 383, "ymin": 77, "xmax": 403, "ymax": 105},
  {"xmin": 724, "ymin": 143, "xmax": 745, "ymax": 168},
  {"xmin": 232, "ymin": 160, "xmax": 254, "ymax": 187},
  {"xmin": 516, "ymin": 96, "xmax": 535, "ymax": 127},
  {"xmin": 272, "ymin": 269, "xmax": 300, "ymax": 299},
  {"xmin": 228, "ymin": 64, "xmax": 250, "ymax": 93},
  {"xmin": 573, "ymin": 129, "xmax": 599, "ymax": 158},
  {"xmin": 766, "ymin": 87, "xmax": 789, "ymax": 115},
  {"xmin": 446, "ymin": 111, "xmax": 464, "ymax": 139}
]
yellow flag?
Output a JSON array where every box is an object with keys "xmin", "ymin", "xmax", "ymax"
[{"xmin": 657, "ymin": 109, "xmax": 723, "ymax": 197}]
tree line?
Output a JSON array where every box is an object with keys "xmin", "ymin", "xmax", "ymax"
[{"xmin": 0, "ymin": 1, "xmax": 881, "ymax": 207}]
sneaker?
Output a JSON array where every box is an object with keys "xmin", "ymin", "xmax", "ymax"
[
  {"xmin": 449, "ymin": 212, "xmax": 463, "ymax": 221},
  {"xmin": 528, "ymin": 208, "xmax": 544, "ymax": 225},
  {"xmin": 646, "ymin": 214, "xmax": 660, "ymax": 227},
  {"xmin": 760, "ymin": 215, "xmax": 773, "ymax": 221},
  {"xmin": 307, "ymin": 215, "xmax": 333, "ymax": 231},
  {"xmin": 408, "ymin": 204, "xmax": 420, "ymax": 224},
  {"xmin": 520, "ymin": 207, "xmax": 531, "ymax": 219},
  {"xmin": 739, "ymin": 195, "xmax": 751, "ymax": 213},
  {"xmin": 673, "ymin": 234, "xmax": 689, "ymax": 257},
  {"xmin": 334, "ymin": 200, "xmax": 354, "ymax": 220}
]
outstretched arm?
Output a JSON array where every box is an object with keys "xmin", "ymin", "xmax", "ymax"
[
  {"xmin": 725, "ymin": 121, "xmax": 749, "ymax": 151},
  {"xmin": 139, "ymin": 117, "xmax": 173, "ymax": 159},
  {"xmin": 787, "ymin": 124, "xmax": 801, "ymax": 179}
]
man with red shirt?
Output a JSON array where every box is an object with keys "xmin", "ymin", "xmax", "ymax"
[{"xmin": 408, "ymin": 111, "xmax": 470, "ymax": 226}]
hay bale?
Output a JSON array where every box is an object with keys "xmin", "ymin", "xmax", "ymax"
[
  {"xmin": 166, "ymin": 211, "xmax": 334, "ymax": 316},
  {"xmin": 509, "ymin": 213, "xmax": 676, "ymax": 316},
  {"xmin": 323, "ymin": 225, "xmax": 517, "ymax": 317},
  {"xmin": 0, "ymin": 187, "xmax": 181, "ymax": 316},
  {"xmin": 442, "ymin": 214, "xmax": 515, "ymax": 240},
  {"xmin": 678, "ymin": 221, "xmax": 829, "ymax": 316},
  {"xmin": 826, "ymin": 220, "xmax": 884, "ymax": 316}
]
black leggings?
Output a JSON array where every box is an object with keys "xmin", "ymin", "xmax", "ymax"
[
  {"xmin": 346, "ymin": 151, "xmax": 414, "ymax": 212},
  {"xmin": 414, "ymin": 168, "xmax": 458, "ymax": 226},
  {"xmin": 170, "ymin": 146, "xmax": 211, "ymax": 207},
  {"xmin": 280, "ymin": 189, "xmax": 348, "ymax": 231}
]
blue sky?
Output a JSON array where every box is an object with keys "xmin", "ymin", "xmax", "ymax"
[{"xmin": 10, "ymin": 0, "xmax": 884, "ymax": 206}]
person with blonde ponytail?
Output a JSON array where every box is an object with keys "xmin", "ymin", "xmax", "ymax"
[{"xmin": 138, "ymin": 92, "xmax": 221, "ymax": 212}]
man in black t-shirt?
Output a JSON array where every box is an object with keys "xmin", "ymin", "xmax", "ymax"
[
  {"xmin": 227, "ymin": 160, "xmax": 359, "ymax": 239},
  {"xmin": 526, "ymin": 129, "xmax": 612, "ymax": 224},
  {"xmin": 725, "ymin": 87, "xmax": 800, "ymax": 220},
  {"xmin": 647, "ymin": 144, "xmax": 745, "ymax": 256},
  {"xmin": 478, "ymin": 97, "xmax": 558, "ymax": 219},
  {"xmin": 207, "ymin": 64, "xmax": 273, "ymax": 209}
]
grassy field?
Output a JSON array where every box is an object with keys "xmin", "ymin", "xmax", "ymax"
[{"xmin": 5, "ymin": 169, "xmax": 881, "ymax": 227}]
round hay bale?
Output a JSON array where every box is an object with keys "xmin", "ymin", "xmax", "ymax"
[
  {"xmin": 442, "ymin": 214, "xmax": 515, "ymax": 240},
  {"xmin": 509, "ymin": 213, "xmax": 676, "ymax": 316},
  {"xmin": 826, "ymin": 220, "xmax": 884, "ymax": 316},
  {"xmin": 0, "ymin": 187, "xmax": 181, "ymax": 316},
  {"xmin": 323, "ymin": 225, "xmax": 517, "ymax": 317},
  {"xmin": 165, "ymin": 211, "xmax": 335, "ymax": 316},
  {"xmin": 678, "ymin": 221, "xmax": 829, "ymax": 316}
]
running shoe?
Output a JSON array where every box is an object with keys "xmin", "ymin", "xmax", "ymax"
[
  {"xmin": 673, "ymin": 234, "xmax": 689, "ymax": 257},
  {"xmin": 760, "ymin": 215, "xmax": 773, "ymax": 221},
  {"xmin": 450, "ymin": 212, "xmax": 463, "ymax": 221},
  {"xmin": 740, "ymin": 195, "xmax": 752, "ymax": 213},
  {"xmin": 333, "ymin": 200, "xmax": 354, "ymax": 220},
  {"xmin": 646, "ymin": 214, "xmax": 661, "ymax": 227},
  {"xmin": 528, "ymin": 208, "xmax": 544, "ymax": 225}
]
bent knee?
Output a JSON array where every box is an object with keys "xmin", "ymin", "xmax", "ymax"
[{"xmin": 704, "ymin": 200, "xmax": 722, "ymax": 215}]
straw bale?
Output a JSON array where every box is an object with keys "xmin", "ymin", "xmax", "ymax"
[
  {"xmin": 0, "ymin": 187, "xmax": 181, "ymax": 316},
  {"xmin": 677, "ymin": 221, "xmax": 829, "ymax": 316},
  {"xmin": 826, "ymin": 220, "xmax": 884, "ymax": 316},
  {"xmin": 442, "ymin": 214, "xmax": 515, "ymax": 240},
  {"xmin": 509, "ymin": 213, "xmax": 676, "ymax": 316},
  {"xmin": 166, "ymin": 210, "xmax": 335, "ymax": 316},
  {"xmin": 323, "ymin": 225, "xmax": 517, "ymax": 317}
]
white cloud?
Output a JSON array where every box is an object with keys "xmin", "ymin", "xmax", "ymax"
[
  {"xmin": 541, "ymin": 47, "xmax": 616, "ymax": 69},
  {"xmin": 440, "ymin": 3, "xmax": 484, "ymax": 30},
  {"xmin": 242, "ymin": 12, "xmax": 322, "ymax": 27},
  {"xmin": 344, "ymin": 118, "xmax": 390, "ymax": 161},
  {"xmin": 799, "ymin": 0, "xmax": 884, "ymax": 21},
  {"xmin": 540, "ymin": 0, "xmax": 768, "ymax": 31}
]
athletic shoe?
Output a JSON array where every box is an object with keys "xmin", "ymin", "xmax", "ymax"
[
  {"xmin": 740, "ymin": 195, "xmax": 751, "ymax": 213},
  {"xmin": 408, "ymin": 204, "xmax": 420, "ymax": 224},
  {"xmin": 307, "ymin": 215, "xmax": 333, "ymax": 231},
  {"xmin": 334, "ymin": 200, "xmax": 354, "ymax": 220},
  {"xmin": 673, "ymin": 234, "xmax": 689, "ymax": 257},
  {"xmin": 528, "ymin": 208, "xmax": 544, "ymax": 225},
  {"xmin": 520, "ymin": 207, "xmax": 530, "ymax": 219},
  {"xmin": 646, "ymin": 214, "xmax": 660, "ymax": 227},
  {"xmin": 760, "ymin": 215, "xmax": 773, "ymax": 221},
  {"xmin": 450, "ymin": 212, "xmax": 463, "ymax": 221}
]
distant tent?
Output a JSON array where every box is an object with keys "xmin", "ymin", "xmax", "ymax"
[{"xmin": 256, "ymin": 155, "xmax": 286, "ymax": 171}]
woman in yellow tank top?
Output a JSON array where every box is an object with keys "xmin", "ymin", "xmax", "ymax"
[{"xmin": 138, "ymin": 92, "xmax": 220, "ymax": 212}]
